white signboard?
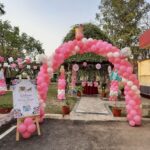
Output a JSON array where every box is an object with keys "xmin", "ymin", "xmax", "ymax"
[{"xmin": 13, "ymin": 80, "xmax": 40, "ymax": 118}]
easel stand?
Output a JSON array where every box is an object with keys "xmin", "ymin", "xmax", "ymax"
[{"xmin": 16, "ymin": 115, "xmax": 41, "ymax": 141}]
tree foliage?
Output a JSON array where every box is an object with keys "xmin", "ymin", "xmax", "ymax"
[
  {"xmin": 63, "ymin": 23, "xmax": 112, "ymax": 62},
  {"xmin": 0, "ymin": 20, "xmax": 44, "ymax": 59},
  {"xmin": 63, "ymin": 23, "xmax": 112, "ymax": 43},
  {"xmin": 0, "ymin": 2, "xmax": 5, "ymax": 16},
  {"xmin": 96, "ymin": 0, "xmax": 150, "ymax": 59}
]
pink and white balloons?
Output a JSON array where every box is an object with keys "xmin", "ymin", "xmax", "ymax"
[{"xmin": 36, "ymin": 37, "xmax": 142, "ymax": 127}]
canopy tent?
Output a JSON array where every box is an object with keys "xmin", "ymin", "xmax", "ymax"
[{"xmin": 139, "ymin": 29, "xmax": 150, "ymax": 49}]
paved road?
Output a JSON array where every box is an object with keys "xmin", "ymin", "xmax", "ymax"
[{"xmin": 0, "ymin": 119, "xmax": 150, "ymax": 150}]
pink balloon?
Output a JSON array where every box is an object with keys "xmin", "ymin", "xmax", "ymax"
[
  {"xmin": 18, "ymin": 123, "xmax": 27, "ymax": 133},
  {"xmin": 127, "ymin": 114, "xmax": 132, "ymax": 120},
  {"xmin": 133, "ymin": 115, "xmax": 141, "ymax": 123},
  {"xmin": 22, "ymin": 131, "xmax": 31, "ymax": 139},
  {"xmin": 40, "ymin": 107, "xmax": 45, "ymax": 116},
  {"xmin": 130, "ymin": 110, "xmax": 137, "ymax": 116},
  {"xmin": 126, "ymin": 67, "xmax": 133, "ymax": 74},
  {"xmin": 27, "ymin": 124, "xmax": 36, "ymax": 133},
  {"xmin": 129, "ymin": 120, "xmax": 135, "ymax": 127},
  {"xmin": 24, "ymin": 118, "xmax": 33, "ymax": 126},
  {"xmin": 129, "ymin": 100, "xmax": 136, "ymax": 106}
]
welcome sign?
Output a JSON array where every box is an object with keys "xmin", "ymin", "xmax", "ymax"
[{"xmin": 13, "ymin": 80, "xmax": 40, "ymax": 118}]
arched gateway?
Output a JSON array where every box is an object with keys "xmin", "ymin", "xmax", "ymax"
[{"xmin": 37, "ymin": 26, "xmax": 142, "ymax": 127}]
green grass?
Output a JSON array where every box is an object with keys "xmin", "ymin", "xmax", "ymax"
[
  {"xmin": 45, "ymin": 83, "xmax": 77, "ymax": 114},
  {"xmin": 0, "ymin": 91, "xmax": 13, "ymax": 108},
  {"xmin": 0, "ymin": 83, "xmax": 77, "ymax": 114}
]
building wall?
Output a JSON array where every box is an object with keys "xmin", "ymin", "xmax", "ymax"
[{"xmin": 138, "ymin": 59, "xmax": 150, "ymax": 86}]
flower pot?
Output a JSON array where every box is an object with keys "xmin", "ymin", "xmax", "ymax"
[
  {"xmin": 77, "ymin": 91, "xmax": 81, "ymax": 97},
  {"xmin": 62, "ymin": 106, "xmax": 70, "ymax": 115},
  {"xmin": 101, "ymin": 91, "xmax": 106, "ymax": 97},
  {"xmin": 112, "ymin": 108, "xmax": 122, "ymax": 117},
  {"xmin": 0, "ymin": 108, "xmax": 12, "ymax": 114}
]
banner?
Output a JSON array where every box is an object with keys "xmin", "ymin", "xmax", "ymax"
[{"xmin": 12, "ymin": 80, "xmax": 40, "ymax": 118}]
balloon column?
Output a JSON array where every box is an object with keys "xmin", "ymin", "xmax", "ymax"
[
  {"xmin": 18, "ymin": 117, "xmax": 36, "ymax": 139},
  {"xmin": 57, "ymin": 66, "xmax": 66, "ymax": 100},
  {"xmin": 37, "ymin": 63, "xmax": 50, "ymax": 122},
  {"xmin": 109, "ymin": 70, "xmax": 121, "ymax": 101},
  {"xmin": 109, "ymin": 80, "xmax": 119, "ymax": 101},
  {"xmin": 37, "ymin": 29, "xmax": 142, "ymax": 126},
  {"xmin": 0, "ymin": 69, "xmax": 7, "ymax": 95}
]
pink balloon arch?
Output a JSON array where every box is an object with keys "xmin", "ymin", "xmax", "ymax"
[{"xmin": 37, "ymin": 38, "xmax": 142, "ymax": 127}]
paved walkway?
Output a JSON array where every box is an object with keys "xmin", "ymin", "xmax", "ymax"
[
  {"xmin": 75, "ymin": 96, "xmax": 110, "ymax": 114},
  {"xmin": 70, "ymin": 96, "xmax": 116, "ymax": 121}
]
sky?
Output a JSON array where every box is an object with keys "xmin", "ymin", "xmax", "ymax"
[{"xmin": 1, "ymin": 0, "xmax": 100, "ymax": 56}]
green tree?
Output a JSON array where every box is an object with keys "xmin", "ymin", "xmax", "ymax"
[
  {"xmin": 63, "ymin": 23, "xmax": 112, "ymax": 43},
  {"xmin": 0, "ymin": 2, "xmax": 5, "ymax": 16},
  {"xmin": 0, "ymin": 20, "xmax": 44, "ymax": 59},
  {"xmin": 63, "ymin": 23, "xmax": 112, "ymax": 62},
  {"xmin": 96, "ymin": 0, "xmax": 150, "ymax": 60}
]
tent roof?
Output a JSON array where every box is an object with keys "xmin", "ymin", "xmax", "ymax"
[{"xmin": 139, "ymin": 29, "xmax": 150, "ymax": 49}]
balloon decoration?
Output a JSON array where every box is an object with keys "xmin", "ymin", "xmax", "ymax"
[
  {"xmin": 109, "ymin": 80, "xmax": 119, "ymax": 101},
  {"xmin": 37, "ymin": 37, "xmax": 142, "ymax": 127},
  {"xmin": 17, "ymin": 117, "xmax": 36, "ymax": 139},
  {"xmin": 95, "ymin": 63, "xmax": 101, "ymax": 70},
  {"xmin": 94, "ymin": 81, "xmax": 99, "ymax": 87},
  {"xmin": 0, "ymin": 69, "xmax": 7, "ymax": 95},
  {"xmin": 81, "ymin": 81, "xmax": 86, "ymax": 87},
  {"xmin": 37, "ymin": 64, "xmax": 50, "ymax": 121},
  {"xmin": 109, "ymin": 70, "xmax": 121, "ymax": 102},
  {"xmin": 72, "ymin": 64, "xmax": 79, "ymax": 72},
  {"xmin": 83, "ymin": 62, "xmax": 87, "ymax": 67},
  {"xmin": 57, "ymin": 66, "xmax": 66, "ymax": 100}
]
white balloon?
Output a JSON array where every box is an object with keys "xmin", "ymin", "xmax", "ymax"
[
  {"xmin": 113, "ymin": 52, "xmax": 120, "ymax": 57},
  {"xmin": 122, "ymin": 78, "xmax": 127, "ymax": 83},
  {"xmin": 47, "ymin": 67, "xmax": 53, "ymax": 74},
  {"xmin": 127, "ymin": 81, "xmax": 133, "ymax": 87},
  {"xmin": 107, "ymin": 52, "xmax": 113, "ymax": 57},
  {"xmin": 82, "ymin": 38, "xmax": 88, "ymax": 43},
  {"xmin": 88, "ymin": 38, "xmax": 93, "ymax": 41},
  {"xmin": 131, "ymin": 85, "xmax": 138, "ymax": 91},
  {"xmin": 135, "ymin": 90, "xmax": 140, "ymax": 95}
]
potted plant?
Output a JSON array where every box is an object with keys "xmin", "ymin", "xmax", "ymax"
[
  {"xmin": 112, "ymin": 100, "xmax": 122, "ymax": 117},
  {"xmin": 101, "ymin": 82, "xmax": 107, "ymax": 97},
  {"xmin": 62, "ymin": 99, "xmax": 70, "ymax": 116},
  {"xmin": 0, "ymin": 104, "xmax": 13, "ymax": 114},
  {"xmin": 75, "ymin": 85, "xmax": 83, "ymax": 97}
]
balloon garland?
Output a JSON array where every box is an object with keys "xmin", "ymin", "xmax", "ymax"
[{"xmin": 37, "ymin": 38, "xmax": 142, "ymax": 127}]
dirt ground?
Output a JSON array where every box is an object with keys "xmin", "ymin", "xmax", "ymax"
[{"xmin": 0, "ymin": 119, "xmax": 150, "ymax": 150}]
